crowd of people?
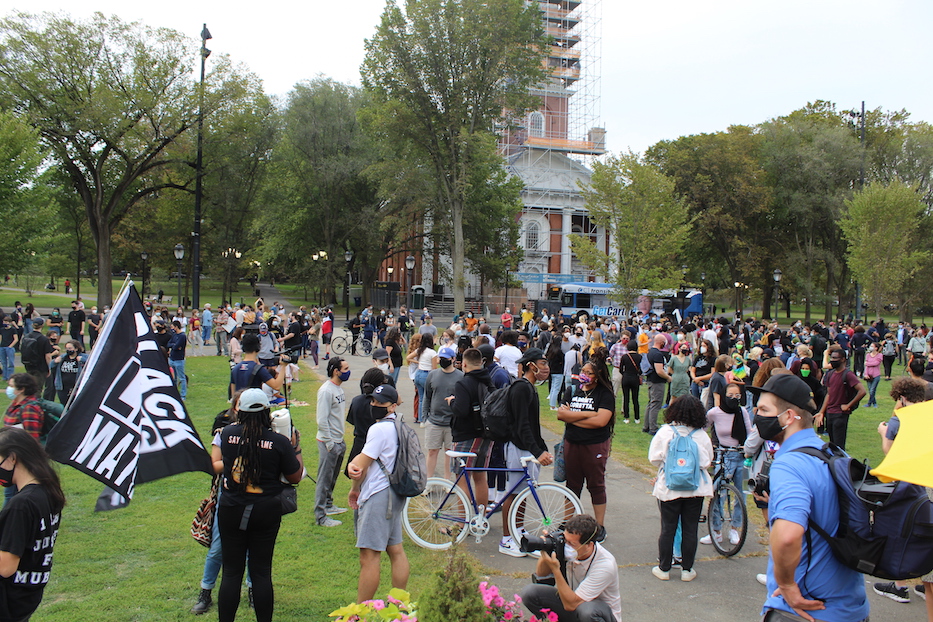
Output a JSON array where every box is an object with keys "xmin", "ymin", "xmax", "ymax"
[{"xmin": 7, "ymin": 283, "xmax": 933, "ymax": 621}]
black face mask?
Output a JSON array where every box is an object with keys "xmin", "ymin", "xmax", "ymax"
[
  {"xmin": 830, "ymin": 359, "xmax": 844, "ymax": 369},
  {"xmin": 439, "ymin": 358, "xmax": 453, "ymax": 369},
  {"xmin": 721, "ymin": 396, "xmax": 742, "ymax": 414},
  {"xmin": 0, "ymin": 462, "xmax": 14, "ymax": 488},
  {"xmin": 371, "ymin": 406, "xmax": 389, "ymax": 420},
  {"xmin": 754, "ymin": 414, "xmax": 786, "ymax": 441}
]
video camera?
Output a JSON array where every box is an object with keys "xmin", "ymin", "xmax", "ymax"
[{"xmin": 276, "ymin": 344, "xmax": 303, "ymax": 365}]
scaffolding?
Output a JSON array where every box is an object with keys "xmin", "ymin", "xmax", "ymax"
[{"xmin": 497, "ymin": 0, "xmax": 604, "ymax": 302}]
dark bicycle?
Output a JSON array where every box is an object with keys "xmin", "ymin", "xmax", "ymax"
[{"xmin": 701, "ymin": 445, "xmax": 748, "ymax": 557}]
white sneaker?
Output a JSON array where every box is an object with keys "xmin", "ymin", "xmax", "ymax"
[
  {"xmin": 325, "ymin": 506, "xmax": 348, "ymax": 516},
  {"xmin": 699, "ymin": 531, "xmax": 721, "ymax": 545},
  {"xmin": 498, "ymin": 536, "xmax": 527, "ymax": 558},
  {"xmin": 623, "ymin": 418, "xmax": 630, "ymax": 424},
  {"xmin": 651, "ymin": 566, "xmax": 670, "ymax": 581},
  {"xmin": 729, "ymin": 529, "xmax": 741, "ymax": 545},
  {"xmin": 681, "ymin": 568, "xmax": 697, "ymax": 582},
  {"xmin": 318, "ymin": 517, "xmax": 342, "ymax": 527},
  {"xmin": 756, "ymin": 573, "xmax": 768, "ymax": 586}
]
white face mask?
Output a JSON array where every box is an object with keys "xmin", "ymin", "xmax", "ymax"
[
  {"xmin": 700, "ymin": 347, "xmax": 707, "ymax": 354},
  {"xmin": 377, "ymin": 363, "xmax": 390, "ymax": 372},
  {"xmin": 564, "ymin": 544, "xmax": 579, "ymax": 563}
]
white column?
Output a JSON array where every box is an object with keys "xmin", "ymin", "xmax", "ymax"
[{"xmin": 560, "ymin": 210, "xmax": 572, "ymax": 274}]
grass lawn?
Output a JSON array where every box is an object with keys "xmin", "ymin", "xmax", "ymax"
[{"xmin": 1, "ymin": 356, "xmax": 446, "ymax": 621}]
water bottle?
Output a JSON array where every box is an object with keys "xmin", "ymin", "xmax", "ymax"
[{"xmin": 271, "ymin": 408, "xmax": 291, "ymax": 438}]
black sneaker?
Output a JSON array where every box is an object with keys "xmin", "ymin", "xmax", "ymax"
[
  {"xmin": 595, "ymin": 525, "xmax": 607, "ymax": 542},
  {"xmin": 873, "ymin": 581, "xmax": 910, "ymax": 603},
  {"xmin": 190, "ymin": 588, "xmax": 212, "ymax": 615},
  {"xmin": 915, "ymin": 584, "xmax": 926, "ymax": 601}
]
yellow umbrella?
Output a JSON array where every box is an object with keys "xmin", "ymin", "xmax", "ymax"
[{"xmin": 871, "ymin": 401, "xmax": 933, "ymax": 487}]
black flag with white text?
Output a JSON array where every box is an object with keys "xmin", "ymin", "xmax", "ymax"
[{"xmin": 44, "ymin": 284, "xmax": 212, "ymax": 499}]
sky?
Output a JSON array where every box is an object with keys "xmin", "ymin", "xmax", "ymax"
[{"xmin": 10, "ymin": 0, "xmax": 933, "ymax": 154}]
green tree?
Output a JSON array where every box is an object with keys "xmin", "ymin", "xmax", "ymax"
[
  {"xmin": 647, "ymin": 126, "xmax": 773, "ymax": 296},
  {"xmin": 0, "ymin": 12, "xmax": 247, "ymax": 305},
  {"xmin": 0, "ymin": 109, "xmax": 50, "ymax": 276},
  {"xmin": 361, "ymin": 0, "xmax": 547, "ymax": 311},
  {"xmin": 255, "ymin": 78, "xmax": 379, "ymax": 304},
  {"xmin": 760, "ymin": 102, "xmax": 862, "ymax": 321},
  {"xmin": 571, "ymin": 152, "xmax": 691, "ymax": 306},
  {"xmin": 840, "ymin": 181, "xmax": 929, "ymax": 319}
]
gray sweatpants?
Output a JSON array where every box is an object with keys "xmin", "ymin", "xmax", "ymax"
[
  {"xmin": 521, "ymin": 583, "xmax": 616, "ymax": 622},
  {"xmin": 315, "ymin": 440, "xmax": 346, "ymax": 523},
  {"xmin": 644, "ymin": 381, "xmax": 666, "ymax": 434}
]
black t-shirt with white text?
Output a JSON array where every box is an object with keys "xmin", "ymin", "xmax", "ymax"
[
  {"xmin": 564, "ymin": 384, "xmax": 615, "ymax": 445},
  {"xmin": 0, "ymin": 485, "xmax": 60, "ymax": 620},
  {"xmin": 58, "ymin": 356, "xmax": 80, "ymax": 394},
  {"xmin": 219, "ymin": 425, "xmax": 300, "ymax": 505}
]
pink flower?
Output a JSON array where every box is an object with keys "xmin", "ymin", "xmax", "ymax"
[
  {"xmin": 493, "ymin": 596, "xmax": 505, "ymax": 608},
  {"xmin": 363, "ymin": 599, "xmax": 386, "ymax": 610},
  {"xmin": 504, "ymin": 612, "xmax": 514, "ymax": 620}
]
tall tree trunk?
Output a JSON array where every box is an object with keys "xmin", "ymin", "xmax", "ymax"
[
  {"xmin": 451, "ymin": 197, "xmax": 465, "ymax": 313},
  {"xmin": 96, "ymin": 227, "xmax": 113, "ymax": 307}
]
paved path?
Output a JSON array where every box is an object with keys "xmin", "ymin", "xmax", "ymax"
[{"xmin": 260, "ymin": 284, "xmax": 923, "ymax": 620}]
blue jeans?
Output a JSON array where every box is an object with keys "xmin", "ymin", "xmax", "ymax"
[
  {"xmin": 0, "ymin": 347, "xmax": 14, "ymax": 380},
  {"xmin": 711, "ymin": 450, "xmax": 745, "ymax": 533},
  {"xmin": 202, "ymin": 490, "xmax": 250, "ymax": 590},
  {"xmin": 390, "ymin": 366, "xmax": 401, "ymax": 384},
  {"xmin": 414, "ymin": 369, "xmax": 429, "ymax": 422},
  {"xmin": 866, "ymin": 375, "xmax": 881, "ymax": 407},
  {"xmin": 202, "ymin": 323, "xmax": 212, "ymax": 343},
  {"xmin": 548, "ymin": 374, "xmax": 564, "ymax": 408},
  {"xmin": 169, "ymin": 359, "xmax": 187, "ymax": 399}
]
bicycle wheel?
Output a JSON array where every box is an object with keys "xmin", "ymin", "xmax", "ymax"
[
  {"xmin": 403, "ymin": 477, "xmax": 471, "ymax": 550},
  {"xmin": 709, "ymin": 482, "xmax": 747, "ymax": 557},
  {"xmin": 331, "ymin": 336, "xmax": 349, "ymax": 355},
  {"xmin": 359, "ymin": 338, "xmax": 373, "ymax": 356},
  {"xmin": 508, "ymin": 482, "xmax": 583, "ymax": 541}
]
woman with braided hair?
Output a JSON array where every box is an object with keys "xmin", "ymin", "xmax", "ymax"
[
  {"xmin": 557, "ymin": 346, "xmax": 615, "ymax": 531},
  {"xmin": 216, "ymin": 388, "xmax": 303, "ymax": 622}
]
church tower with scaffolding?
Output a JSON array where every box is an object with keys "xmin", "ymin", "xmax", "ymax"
[{"xmin": 502, "ymin": 0, "xmax": 605, "ymax": 303}]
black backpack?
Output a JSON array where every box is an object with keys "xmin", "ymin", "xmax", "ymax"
[
  {"xmin": 792, "ymin": 443, "xmax": 933, "ymax": 580},
  {"xmin": 478, "ymin": 377, "xmax": 515, "ymax": 442},
  {"xmin": 19, "ymin": 332, "xmax": 41, "ymax": 367}
]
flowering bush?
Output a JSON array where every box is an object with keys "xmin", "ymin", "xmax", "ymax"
[
  {"xmin": 329, "ymin": 588, "xmax": 417, "ymax": 622},
  {"xmin": 479, "ymin": 581, "xmax": 557, "ymax": 622}
]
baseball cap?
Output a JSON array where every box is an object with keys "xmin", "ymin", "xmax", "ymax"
[
  {"xmin": 371, "ymin": 384, "xmax": 399, "ymax": 405},
  {"xmin": 33, "ymin": 317, "xmax": 45, "ymax": 326},
  {"xmin": 477, "ymin": 343, "xmax": 495, "ymax": 364},
  {"xmin": 238, "ymin": 388, "xmax": 271, "ymax": 412},
  {"xmin": 516, "ymin": 347, "xmax": 546, "ymax": 366},
  {"xmin": 371, "ymin": 347, "xmax": 389, "ymax": 361},
  {"xmin": 438, "ymin": 346, "xmax": 457, "ymax": 359},
  {"xmin": 748, "ymin": 374, "xmax": 817, "ymax": 413}
]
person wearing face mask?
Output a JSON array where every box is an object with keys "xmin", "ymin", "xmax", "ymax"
[
  {"xmin": 497, "ymin": 348, "xmax": 554, "ymax": 557},
  {"xmin": 167, "ymin": 321, "xmax": 188, "ymax": 401},
  {"xmin": 557, "ymin": 356, "xmax": 615, "ymax": 530},
  {"xmin": 815, "ymin": 347, "xmax": 865, "ymax": 450},
  {"xmin": 862, "ymin": 342, "xmax": 883, "ymax": 407},
  {"xmin": 749, "ymin": 374, "xmax": 869, "ymax": 622},
  {"xmin": 666, "ymin": 343, "xmax": 692, "ymax": 401},
  {"xmin": 521, "ymin": 513, "xmax": 621, "ymax": 622},
  {"xmin": 701, "ymin": 383, "xmax": 758, "ymax": 547},
  {"xmin": 256, "ymin": 322, "xmax": 280, "ymax": 367},
  {"xmin": 0, "ymin": 427, "xmax": 66, "ymax": 621},
  {"xmin": 0, "ymin": 315, "xmax": 17, "ymax": 383},
  {"xmin": 45, "ymin": 308, "xmax": 63, "ymax": 337},
  {"xmin": 86, "ymin": 306, "xmax": 102, "ymax": 350},
  {"xmin": 346, "ymin": 384, "xmax": 410, "ymax": 602},
  {"xmin": 648, "ymin": 396, "xmax": 713, "ymax": 582},
  {"xmin": 493, "ymin": 330, "xmax": 523, "ymax": 378},
  {"xmin": 369, "ymin": 348, "xmax": 396, "ymax": 387},
  {"xmin": 50, "ymin": 340, "xmax": 87, "ymax": 404},
  {"xmin": 344, "ymin": 368, "xmax": 393, "ymax": 478},
  {"xmin": 689, "ymin": 339, "xmax": 716, "ymax": 401},
  {"xmin": 315, "ymin": 357, "xmax": 351, "ymax": 527},
  {"xmin": 4, "ymin": 374, "xmax": 43, "ymax": 442},
  {"xmin": 422, "ymin": 347, "xmax": 462, "ymax": 481}
]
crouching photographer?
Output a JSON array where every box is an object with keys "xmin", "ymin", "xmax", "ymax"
[{"xmin": 520, "ymin": 514, "xmax": 621, "ymax": 622}]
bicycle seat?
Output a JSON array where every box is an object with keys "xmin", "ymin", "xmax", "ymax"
[{"xmin": 446, "ymin": 450, "xmax": 477, "ymax": 458}]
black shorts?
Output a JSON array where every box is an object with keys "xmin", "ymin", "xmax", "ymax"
[{"xmin": 322, "ymin": 333, "xmax": 332, "ymax": 344}]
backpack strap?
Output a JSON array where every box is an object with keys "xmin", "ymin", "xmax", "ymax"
[{"xmin": 788, "ymin": 443, "xmax": 848, "ymax": 547}]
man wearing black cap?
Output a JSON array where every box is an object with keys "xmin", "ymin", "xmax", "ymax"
[
  {"xmin": 347, "ymin": 384, "xmax": 410, "ymax": 602},
  {"xmin": 498, "ymin": 347, "xmax": 554, "ymax": 557},
  {"xmin": 750, "ymin": 374, "xmax": 868, "ymax": 622}
]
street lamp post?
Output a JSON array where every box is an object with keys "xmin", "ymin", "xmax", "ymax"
[
  {"xmin": 405, "ymin": 255, "xmax": 416, "ymax": 309},
  {"xmin": 140, "ymin": 252, "xmax": 149, "ymax": 299},
  {"xmin": 174, "ymin": 244, "xmax": 185, "ymax": 308},
  {"xmin": 345, "ymin": 251, "xmax": 353, "ymax": 321},
  {"xmin": 192, "ymin": 25, "xmax": 211, "ymax": 310},
  {"xmin": 773, "ymin": 269, "xmax": 782, "ymax": 324}
]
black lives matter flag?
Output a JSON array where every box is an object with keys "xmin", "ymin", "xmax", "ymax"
[{"xmin": 45, "ymin": 284, "xmax": 212, "ymax": 499}]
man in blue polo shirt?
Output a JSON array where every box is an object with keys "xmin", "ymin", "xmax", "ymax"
[{"xmin": 750, "ymin": 374, "xmax": 869, "ymax": 622}]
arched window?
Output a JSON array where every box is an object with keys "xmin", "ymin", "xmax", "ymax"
[
  {"xmin": 525, "ymin": 221, "xmax": 540, "ymax": 251},
  {"xmin": 528, "ymin": 111, "xmax": 544, "ymax": 138}
]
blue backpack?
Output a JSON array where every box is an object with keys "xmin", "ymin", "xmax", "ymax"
[{"xmin": 664, "ymin": 426, "xmax": 703, "ymax": 491}]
